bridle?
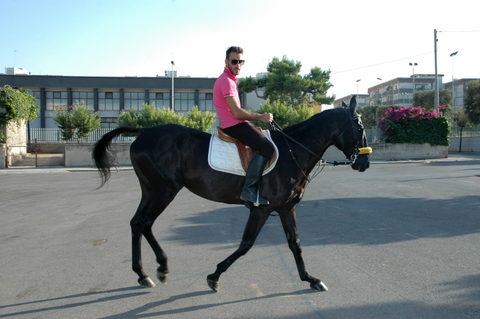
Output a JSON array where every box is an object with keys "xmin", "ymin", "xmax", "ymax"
[
  {"xmin": 270, "ymin": 110, "xmax": 371, "ymax": 168},
  {"xmin": 332, "ymin": 111, "xmax": 371, "ymax": 166}
]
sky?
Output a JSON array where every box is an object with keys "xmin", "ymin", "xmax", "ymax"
[{"xmin": 2, "ymin": 0, "xmax": 479, "ymax": 105}]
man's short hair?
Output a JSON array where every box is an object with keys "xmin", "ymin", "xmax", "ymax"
[{"xmin": 226, "ymin": 46, "xmax": 244, "ymax": 59}]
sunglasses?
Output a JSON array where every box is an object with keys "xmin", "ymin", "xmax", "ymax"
[{"xmin": 228, "ymin": 59, "xmax": 245, "ymax": 65}]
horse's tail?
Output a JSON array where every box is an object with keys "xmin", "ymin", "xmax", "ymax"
[{"xmin": 92, "ymin": 127, "xmax": 143, "ymax": 187}]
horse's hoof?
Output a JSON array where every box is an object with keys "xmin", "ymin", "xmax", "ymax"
[
  {"xmin": 311, "ymin": 281, "xmax": 328, "ymax": 292},
  {"xmin": 138, "ymin": 277, "xmax": 156, "ymax": 288},
  {"xmin": 157, "ymin": 271, "xmax": 169, "ymax": 284},
  {"xmin": 207, "ymin": 275, "xmax": 219, "ymax": 292}
]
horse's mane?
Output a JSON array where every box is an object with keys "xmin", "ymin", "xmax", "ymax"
[{"xmin": 282, "ymin": 107, "xmax": 346, "ymax": 135}]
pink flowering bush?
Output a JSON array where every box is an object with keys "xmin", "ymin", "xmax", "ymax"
[{"xmin": 378, "ymin": 106, "xmax": 449, "ymax": 146}]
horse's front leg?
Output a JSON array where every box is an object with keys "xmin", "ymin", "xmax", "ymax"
[
  {"xmin": 278, "ymin": 207, "xmax": 328, "ymax": 291},
  {"xmin": 207, "ymin": 207, "xmax": 271, "ymax": 292}
]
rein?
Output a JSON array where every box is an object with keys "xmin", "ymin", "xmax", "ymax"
[
  {"xmin": 270, "ymin": 121, "xmax": 322, "ymax": 160},
  {"xmin": 269, "ymin": 116, "xmax": 361, "ymax": 168}
]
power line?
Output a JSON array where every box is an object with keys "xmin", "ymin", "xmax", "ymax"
[
  {"xmin": 438, "ymin": 30, "xmax": 480, "ymax": 33},
  {"xmin": 331, "ymin": 51, "xmax": 432, "ymax": 75}
]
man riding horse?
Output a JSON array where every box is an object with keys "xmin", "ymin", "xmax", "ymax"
[{"xmin": 213, "ymin": 46, "xmax": 274, "ymax": 207}]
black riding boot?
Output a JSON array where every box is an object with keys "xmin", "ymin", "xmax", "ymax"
[{"xmin": 240, "ymin": 154, "xmax": 269, "ymax": 207}]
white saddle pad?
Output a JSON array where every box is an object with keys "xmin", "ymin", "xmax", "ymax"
[{"xmin": 208, "ymin": 130, "xmax": 279, "ymax": 176}]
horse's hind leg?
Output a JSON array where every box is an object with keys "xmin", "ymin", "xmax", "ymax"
[
  {"xmin": 131, "ymin": 187, "xmax": 179, "ymax": 288},
  {"xmin": 207, "ymin": 207, "xmax": 271, "ymax": 292},
  {"xmin": 131, "ymin": 209, "xmax": 156, "ymax": 287},
  {"xmin": 278, "ymin": 207, "xmax": 328, "ymax": 291}
]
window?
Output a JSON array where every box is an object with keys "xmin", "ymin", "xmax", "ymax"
[
  {"xmin": 46, "ymin": 91, "xmax": 67, "ymax": 110},
  {"xmin": 100, "ymin": 117, "xmax": 118, "ymax": 128},
  {"xmin": 124, "ymin": 92, "xmax": 145, "ymax": 110},
  {"xmin": 27, "ymin": 90, "xmax": 41, "ymax": 108},
  {"xmin": 198, "ymin": 92, "xmax": 214, "ymax": 111},
  {"xmin": 176, "ymin": 92, "xmax": 195, "ymax": 111},
  {"xmin": 72, "ymin": 91, "xmax": 94, "ymax": 110},
  {"xmin": 149, "ymin": 92, "xmax": 170, "ymax": 109},
  {"xmin": 98, "ymin": 91, "xmax": 119, "ymax": 111}
]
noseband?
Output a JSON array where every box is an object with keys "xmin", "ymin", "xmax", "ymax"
[{"xmin": 332, "ymin": 112, "xmax": 372, "ymax": 166}]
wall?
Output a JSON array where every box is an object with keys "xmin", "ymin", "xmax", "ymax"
[
  {"xmin": 323, "ymin": 142, "xmax": 448, "ymax": 162},
  {"xmin": 0, "ymin": 144, "xmax": 5, "ymax": 169},
  {"xmin": 64, "ymin": 143, "xmax": 131, "ymax": 167},
  {"xmin": 449, "ymin": 137, "xmax": 480, "ymax": 152},
  {"xmin": 61, "ymin": 141, "xmax": 450, "ymax": 169},
  {"xmin": 4, "ymin": 138, "xmax": 476, "ymax": 169},
  {"xmin": 5, "ymin": 120, "xmax": 27, "ymax": 165}
]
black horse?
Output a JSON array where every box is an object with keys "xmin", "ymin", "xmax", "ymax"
[{"xmin": 92, "ymin": 96, "xmax": 370, "ymax": 292}]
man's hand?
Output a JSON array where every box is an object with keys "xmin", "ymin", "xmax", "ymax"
[
  {"xmin": 225, "ymin": 97, "xmax": 274, "ymax": 123},
  {"xmin": 259, "ymin": 112, "xmax": 273, "ymax": 123}
]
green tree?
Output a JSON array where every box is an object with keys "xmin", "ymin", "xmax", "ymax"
[
  {"xmin": 239, "ymin": 56, "xmax": 334, "ymax": 107},
  {"xmin": 71, "ymin": 104, "xmax": 101, "ymax": 140},
  {"xmin": 53, "ymin": 101, "xmax": 101, "ymax": 142},
  {"xmin": 185, "ymin": 106, "xmax": 216, "ymax": 132},
  {"xmin": 253, "ymin": 100, "xmax": 314, "ymax": 129},
  {"xmin": 357, "ymin": 105, "xmax": 378, "ymax": 129},
  {"xmin": 414, "ymin": 89, "xmax": 452, "ymax": 112},
  {"xmin": 117, "ymin": 103, "xmax": 215, "ymax": 132},
  {"xmin": 116, "ymin": 109, "xmax": 139, "ymax": 128},
  {"xmin": 464, "ymin": 80, "xmax": 480, "ymax": 125},
  {"xmin": 0, "ymin": 85, "xmax": 39, "ymax": 142},
  {"xmin": 452, "ymin": 108, "xmax": 471, "ymax": 152},
  {"xmin": 53, "ymin": 105, "xmax": 75, "ymax": 140},
  {"xmin": 137, "ymin": 104, "xmax": 186, "ymax": 127},
  {"xmin": 118, "ymin": 103, "xmax": 185, "ymax": 128},
  {"xmin": 357, "ymin": 105, "xmax": 400, "ymax": 129}
]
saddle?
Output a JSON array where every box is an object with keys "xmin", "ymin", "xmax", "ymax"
[{"xmin": 216, "ymin": 127, "xmax": 276, "ymax": 172}]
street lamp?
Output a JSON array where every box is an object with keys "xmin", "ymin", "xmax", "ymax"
[
  {"xmin": 356, "ymin": 79, "xmax": 361, "ymax": 95},
  {"xmin": 377, "ymin": 78, "xmax": 383, "ymax": 105},
  {"xmin": 409, "ymin": 62, "xmax": 418, "ymax": 94},
  {"xmin": 450, "ymin": 51, "xmax": 458, "ymax": 109},
  {"xmin": 171, "ymin": 61, "xmax": 175, "ymax": 111}
]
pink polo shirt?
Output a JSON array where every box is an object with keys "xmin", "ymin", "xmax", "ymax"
[{"xmin": 213, "ymin": 67, "xmax": 247, "ymax": 129}]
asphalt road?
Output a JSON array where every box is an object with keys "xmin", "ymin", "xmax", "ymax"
[{"xmin": 1, "ymin": 154, "xmax": 479, "ymax": 319}]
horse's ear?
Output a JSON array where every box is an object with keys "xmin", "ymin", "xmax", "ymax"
[
  {"xmin": 342, "ymin": 101, "xmax": 348, "ymax": 108},
  {"xmin": 349, "ymin": 95, "xmax": 357, "ymax": 113}
]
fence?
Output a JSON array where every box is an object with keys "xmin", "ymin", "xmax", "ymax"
[
  {"xmin": 29, "ymin": 128, "xmax": 137, "ymax": 143},
  {"xmin": 450, "ymin": 125, "xmax": 480, "ymax": 137},
  {"xmin": 27, "ymin": 126, "xmax": 480, "ymax": 144}
]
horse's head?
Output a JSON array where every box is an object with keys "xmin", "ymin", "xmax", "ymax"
[{"xmin": 335, "ymin": 96, "xmax": 371, "ymax": 172}]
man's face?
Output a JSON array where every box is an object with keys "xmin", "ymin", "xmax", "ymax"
[{"xmin": 225, "ymin": 52, "xmax": 244, "ymax": 76}]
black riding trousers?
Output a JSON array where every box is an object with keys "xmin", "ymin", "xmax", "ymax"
[{"xmin": 222, "ymin": 122, "xmax": 275, "ymax": 159}]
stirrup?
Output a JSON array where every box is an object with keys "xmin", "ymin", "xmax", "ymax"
[{"xmin": 241, "ymin": 190, "xmax": 269, "ymax": 208}]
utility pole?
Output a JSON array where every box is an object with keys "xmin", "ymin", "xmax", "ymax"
[
  {"xmin": 450, "ymin": 51, "xmax": 458, "ymax": 110},
  {"xmin": 171, "ymin": 61, "xmax": 175, "ymax": 111},
  {"xmin": 434, "ymin": 29, "xmax": 440, "ymax": 111}
]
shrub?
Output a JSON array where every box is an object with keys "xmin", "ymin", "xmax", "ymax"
[
  {"xmin": 378, "ymin": 106, "xmax": 449, "ymax": 146},
  {"xmin": 185, "ymin": 106, "xmax": 216, "ymax": 132},
  {"xmin": 357, "ymin": 105, "xmax": 399, "ymax": 129},
  {"xmin": 53, "ymin": 105, "xmax": 75, "ymax": 140},
  {"xmin": 117, "ymin": 103, "xmax": 216, "ymax": 132},
  {"xmin": 0, "ymin": 85, "xmax": 38, "ymax": 127},
  {"xmin": 53, "ymin": 102, "xmax": 101, "ymax": 142},
  {"xmin": 253, "ymin": 100, "xmax": 314, "ymax": 129},
  {"xmin": 1, "ymin": 85, "xmax": 39, "ymax": 142}
]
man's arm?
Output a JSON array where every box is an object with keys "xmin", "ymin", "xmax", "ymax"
[{"xmin": 225, "ymin": 96, "xmax": 273, "ymax": 123}]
